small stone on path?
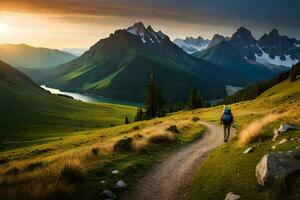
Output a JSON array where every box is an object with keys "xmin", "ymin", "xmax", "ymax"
[
  {"xmin": 112, "ymin": 170, "xmax": 119, "ymax": 174},
  {"xmin": 116, "ymin": 180, "xmax": 127, "ymax": 188}
]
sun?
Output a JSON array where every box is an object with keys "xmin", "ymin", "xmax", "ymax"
[{"xmin": 0, "ymin": 23, "xmax": 9, "ymax": 34}]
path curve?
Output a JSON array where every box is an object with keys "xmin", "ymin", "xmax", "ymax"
[{"xmin": 120, "ymin": 121, "xmax": 236, "ymax": 200}]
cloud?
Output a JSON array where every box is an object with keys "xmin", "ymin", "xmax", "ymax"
[{"xmin": 1, "ymin": 0, "xmax": 300, "ymax": 38}]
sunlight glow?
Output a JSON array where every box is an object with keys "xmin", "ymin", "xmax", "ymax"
[{"xmin": 0, "ymin": 23, "xmax": 9, "ymax": 34}]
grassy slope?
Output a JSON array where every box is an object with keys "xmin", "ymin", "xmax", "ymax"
[
  {"xmin": 0, "ymin": 114, "xmax": 206, "ymax": 200},
  {"xmin": 0, "ymin": 61, "xmax": 136, "ymax": 150},
  {"xmin": 1, "ymin": 61, "xmax": 298, "ymax": 200},
  {"xmin": 188, "ymin": 78, "xmax": 300, "ymax": 200}
]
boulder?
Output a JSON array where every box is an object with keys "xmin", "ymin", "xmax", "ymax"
[
  {"xmin": 102, "ymin": 190, "xmax": 116, "ymax": 199},
  {"xmin": 273, "ymin": 124, "xmax": 297, "ymax": 141},
  {"xmin": 256, "ymin": 150, "xmax": 300, "ymax": 186},
  {"xmin": 116, "ymin": 180, "xmax": 127, "ymax": 189},
  {"xmin": 225, "ymin": 192, "xmax": 240, "ymax": 200},
  {"xmin": 113, "ymin": 138, "xmax": 132, "ymax": 153},
  {"xmin": 278, "ymin": 124, "xmax": 297, "ymax": 133}
]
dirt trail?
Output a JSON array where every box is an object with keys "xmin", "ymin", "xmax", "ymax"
[{"xmin": 120, "ymin": 121, "xmax": 236, "ymax": 200}]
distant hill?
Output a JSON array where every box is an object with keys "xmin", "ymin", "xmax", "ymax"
[
  {"xmin": 193, "ymin": 41, "xmax": 281, "ymax": 81},
  {"xmin": 42, "ymin": 22, "xmax": 250, "ymax": 102},
  {"xmin": 0, "ymin": 44, "xmax": 76, "ymax": 69},
  {"xmin": 61, "ymin": 48, "xmax": 88, "ymax": 56},
  {"xmin": 0, "ymin": 60, "xmax": 135, "ymax": 140}
]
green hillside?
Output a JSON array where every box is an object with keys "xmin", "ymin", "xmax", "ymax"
[
  {"xmin": 0, "ymin": 60, "xmax": 136, "ymax": 150},
  {"xmin": 0, "ymin": 62, "xmax": 298, "ymax": 200},
  {"xmin": 188, "ymin": 78, "xmax": 300, "ymax": 200},
  {"xmin": 42, "ymin": 22, "xmax": 250, "ymax": 102},
  {"xmin": 0, "ymin": 44, "xmax": 76, "ymax": 69}
]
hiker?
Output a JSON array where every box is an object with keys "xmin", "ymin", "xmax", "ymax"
[{"xmin": 220, "ymin": 105, "xmax": 234, "ymax": 142}]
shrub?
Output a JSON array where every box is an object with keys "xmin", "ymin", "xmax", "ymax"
[
  {"xmin": 192, "ymin": 117, "xmax": 200, "ymax": 122},
  {"xmin": 166, "ymin": 125, "xmax": 179, "ymax": 134},
  {"xmin": 113, "ymin": 138, "xmax": 132, "ymax": 153},
  {"xmin": 133, "ymin": 133, "xmax": 143, "ymax": 139},
  {"xmin": 147, "ymin": 132, "xmax": 174, "ymax": 144},
  {"xmin": 132, "ymin": 125, "xmax": 140, "ymax": 130},
  {"xmin": 91, "ymin": 148, "xmax": 100, "ymax": 156},
  {"xmin": 24, "ymin": 162, "xmax": 44, "ymax": 172},
  {"xmin": 60, "ymin": 161, "xmax": 84, "ymax": 183},
  {"xmin": 4, "ymin": 167, "xmax": 19, "ymax": 176}
]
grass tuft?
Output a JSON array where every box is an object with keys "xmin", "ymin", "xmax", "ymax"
[
  {"xmin": 24, "ymin": 162, "xmax": 44, "ymax": 172},
  {"xmin": 147, "ymin": 132, "xmax": 175, "ymax": 144},
  {"xmin": 91, "ymin": 147, "xmax": 100, "ymax": 156},
  {"xmin": 59, "ymin": 160, "xmax": 84, "ymax": 183}
]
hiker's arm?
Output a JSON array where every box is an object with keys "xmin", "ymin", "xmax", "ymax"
[{"xmin": 220, "ymin": 113, "xmax": 224, "ymax": 124}]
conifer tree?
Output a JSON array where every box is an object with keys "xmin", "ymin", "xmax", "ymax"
[
  {"xmin": 134, "ymin": 107, "xmax": 143, "ymax": 122},
  {"xmin": 144, "ymin": 71, "xmax": 165, "ymax": 118},
  {"xmin": 187, "ymin": 88, "xmax": 204, "ymax": 109},
  {"xmin": 125, "ymin": 116, "xmax": 130, "ymax": 124}
]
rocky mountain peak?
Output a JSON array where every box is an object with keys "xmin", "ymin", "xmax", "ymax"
[
  {"xmin": 126, "ymin": 22, "xmax": 146, "ymax": 36},
  {"xmin": 269, "ymin": 28, "xmax": 280, "ymax": 37}
]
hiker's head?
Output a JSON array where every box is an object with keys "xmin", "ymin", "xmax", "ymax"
[{"xmin": 223, "ymin": 105, "xmax": 231, "ymax": 112}]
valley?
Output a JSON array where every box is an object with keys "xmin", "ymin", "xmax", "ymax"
[{"xmin": 1, "ymin": 3, "xmax": 300, "ymax": 199}]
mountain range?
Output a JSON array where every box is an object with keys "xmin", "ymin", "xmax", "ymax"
[
  {"xmin": 4, "ymin": 23, "xmax": 295, "ymax": 103},
  {"xmin": 42, "ymin": 22, "xmax": 256, "ymax": 102},
  {"xmin": 173, "ymin": 36, "xmax": 210, "ymax": 54},
  {"xmin": 177, "ymin": 27, "xmax": 299, "ymax": 68},
  {"xmin": 193, "ymin": 41, "xmax": 280, "ymax": 81}
]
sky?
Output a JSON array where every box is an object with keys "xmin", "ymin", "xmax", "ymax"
[{"xmin": 0, "ymin": 0, "xmax": 299, "ymax": 49}]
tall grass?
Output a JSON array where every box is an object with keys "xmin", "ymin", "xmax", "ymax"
[
  {"xmin": 0, "ymin": 117, "xmax": 198, "ymax": 200},
  {"xmin": 238, "ymin": 108, "xmax": 300, "ymax": 147}
]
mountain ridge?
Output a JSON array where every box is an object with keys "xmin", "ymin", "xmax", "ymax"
[{"xmin": 42, "ymin": 22, "xmax": 250, "ymax": 102}]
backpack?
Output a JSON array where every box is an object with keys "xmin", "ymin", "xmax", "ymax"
[{"xmin": 223, "ymin": 108, "xmax": 233, "ymax": 124}]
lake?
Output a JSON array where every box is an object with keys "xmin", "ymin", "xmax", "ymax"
[{"xmin": 40, "ymin": 85, "xmax": 142, "ymax": 107}]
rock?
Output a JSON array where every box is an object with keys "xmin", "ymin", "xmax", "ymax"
[
  {"xmin": 278, "ymin": 138, "xmax": 287, "ymax": 144},
  {"xmin": 102, "ymin": 190, "xmax": 116, "ymax": 199},
  {"xmin": 101, "ymin": 180, "xmax": 106, "ymax": 184},
  {"xmin": 225, "ymin": 192, "xmax": 241, "ymax": 200},
  {"xmin": 243, "ymin": 147, "xmax": 254, "ymax": 154},
  {"xmin": 116, "ymin": 180, "xmax": 127, "ymax": 188},
  {"xmin": 113, "ymin": 138, "xmax": 132, "ymax": 153},
  {"xmin": 278, "ymin": 124, "xmax": 297, "ymax": 133},
  {"xmin": 272, "ymin": 129, "xmax": 279, "ymax": 141},
  {"xmin": 255, "ymin": 149, "xmax": 300, "ymax": 186},
  {"xmin": 112, "ymin": 170, "xmax": 119, "ymax": 174}
]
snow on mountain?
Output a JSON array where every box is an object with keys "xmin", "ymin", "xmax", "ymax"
[
  {"xmin": 255, "ymin": 45, "xmax": 299, "ymax": 67},
  {"xmin": 173, "ymin": 36, "xmax": 210, "ymax": 54},
  {"xmin": 295, "ymin": 43, "xmax": 300, "ymax": 48}
]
